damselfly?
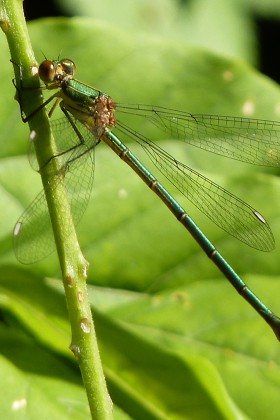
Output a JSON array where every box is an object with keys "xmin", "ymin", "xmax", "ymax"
[{"xmin": 13, "ymin": 58, "xmax": 280, "ymax": 339}]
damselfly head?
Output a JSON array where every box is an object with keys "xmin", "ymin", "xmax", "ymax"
[{"xmin": 39, "ymin": 59, "xmax": 76, "ymax": 85}]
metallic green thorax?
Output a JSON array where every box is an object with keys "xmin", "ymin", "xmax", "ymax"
[
  {"xmin": 61, "ymin": 78, "xmax": 103, "ymax": 111},
  {"xmin": 59, "ymin": 79, "xmax": 117, "ymax": 135},
  {"xmin": 40, "ymin": 59, "xmax": 116, "ymax": 135}
]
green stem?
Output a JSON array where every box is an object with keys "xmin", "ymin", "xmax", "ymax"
[{"xmin": 0, "ymin": 1, "xmax": 112, "ymax": 418}]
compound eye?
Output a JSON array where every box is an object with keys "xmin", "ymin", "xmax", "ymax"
[
  {"xmin": 39, "ymin": 60, "xmax": 56, "ymax": 84},
  {"xmin": 60, "ymin": 59, "xmax": 76, "ymax": 76}
]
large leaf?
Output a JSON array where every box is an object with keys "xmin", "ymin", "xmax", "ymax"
[
  {"xmin": 56, "ymin": 0, "xmax": 257, "ymax": 64},
  {"xmin": 1, "ymin": 17, "xmax": 280, "ymax": 419}
]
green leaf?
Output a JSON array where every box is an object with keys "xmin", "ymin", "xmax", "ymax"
[
  {"xmin": 56, "ymin": 0, "xmax": 257, "ymax": 64},
  {"xmin": 0, "ymin": 272, "xmax": 244, "ymax": 419},
  {"xmin": 0, "ymin": 328, "xmax": 89, "ymax": 419},
  {"xmin": 1, "ymin": 16, "xmax": 280, "ymax": 419}
]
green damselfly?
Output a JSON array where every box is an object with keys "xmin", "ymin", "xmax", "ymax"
[{"xmin": 13, "ymin": 58, "xmax": 280, "ymax": 339}]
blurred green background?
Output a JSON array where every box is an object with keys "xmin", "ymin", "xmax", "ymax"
[{"xmin": 23, "ymin": 0, "xmax": 280, "ymax": 83}]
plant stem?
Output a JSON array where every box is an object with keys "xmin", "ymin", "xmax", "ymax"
[{"xmin": 0, "ymin": 1, "xmax": 112, "ymax": 418}]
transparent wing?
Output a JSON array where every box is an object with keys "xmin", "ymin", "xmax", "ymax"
[
  {"xmin": 115, "ymin": 121, "xmax": 275, "ymax": 251},
  {"xmin": 14, "ymin": 118, "xmax": 97, "ymax": 264},
  {"xmin": 116, "ymin": 104, "xmax": 280, "ymax": 167}
]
